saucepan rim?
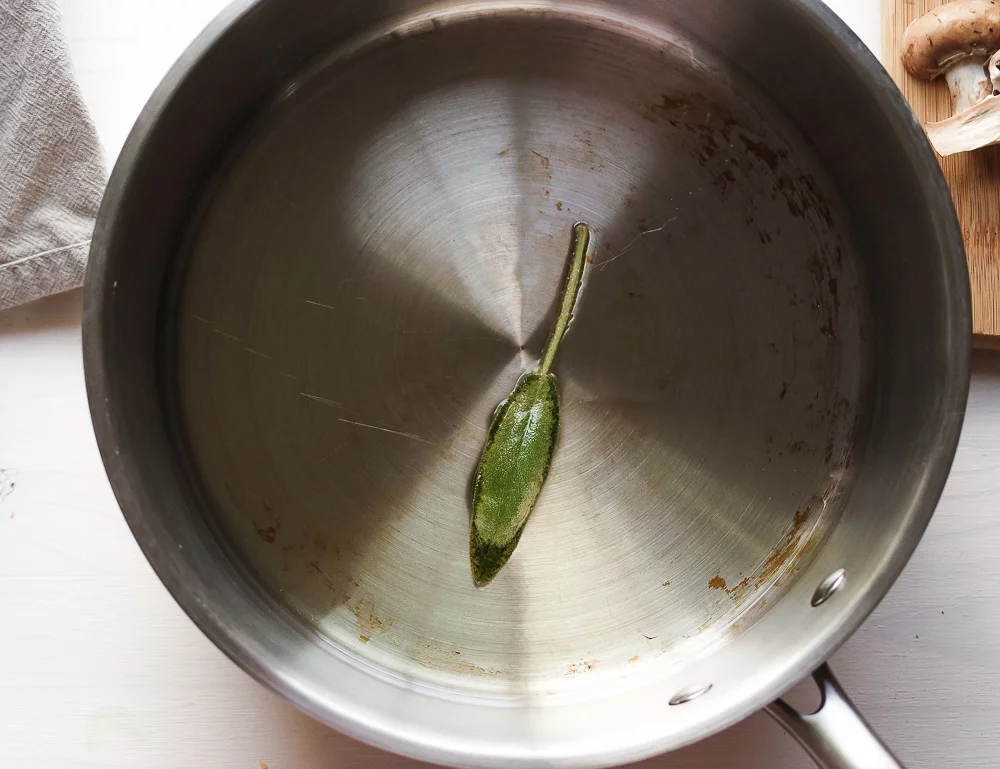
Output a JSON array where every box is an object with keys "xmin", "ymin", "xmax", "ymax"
[{"xmin": 83, "ymin": 0, "xmax": 971, "ymax": 766}]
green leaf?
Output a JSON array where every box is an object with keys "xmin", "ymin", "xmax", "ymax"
[
  {"xmin": 469, "ymin": 222, "xmax": 591, "ymax": 586},
  {"xmin": 470, "ymin": 373, "xmax": 559, "ymax": 586}
]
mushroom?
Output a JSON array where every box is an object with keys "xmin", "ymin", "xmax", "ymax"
[{"xmin": 902, "ymin": 0, "xmax": 1000, "ymax": 155}]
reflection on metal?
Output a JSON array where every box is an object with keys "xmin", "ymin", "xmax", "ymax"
[
  {"xmin": 83, "ymin": 0, "xmax": 970, "ymax": 765},
  {"xmin": 811, "ymin": 569, "xmax": 847, "ymax": 607},
  {"xmin": 669, "ymin": 684, "xmax": 713, "ymax": 706},
  {"xmin": 176, "ymin": 8, "xmax": 865, "ymax": 695}
]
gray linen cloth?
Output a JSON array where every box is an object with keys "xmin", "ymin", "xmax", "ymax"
[{"xmin": 0, "ymin": 0, "xmax": 105, "ymax": 311}]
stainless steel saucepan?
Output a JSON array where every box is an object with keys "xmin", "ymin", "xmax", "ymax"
[{"xmin": 83, "ymin": 1, "xmax": 971, "ymax": 767}]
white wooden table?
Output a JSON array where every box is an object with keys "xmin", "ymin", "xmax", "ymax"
[{"xmin": 2, "ymin": 2, "xmax": 996, "ymax": 767}]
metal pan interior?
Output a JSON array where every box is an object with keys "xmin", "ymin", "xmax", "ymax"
[{"xmin": 170, "ymin": 8, "xmax": 869, "ymax": 697}]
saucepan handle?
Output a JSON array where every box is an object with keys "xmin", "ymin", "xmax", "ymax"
[{"xmin": 765, "ymin": 664, "xmax": 904, "ymax": 769}]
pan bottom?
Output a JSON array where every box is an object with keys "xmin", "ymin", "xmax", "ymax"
[{"xmin": 172, "ymin": 6, "xmax": 868, "ymax": 694}]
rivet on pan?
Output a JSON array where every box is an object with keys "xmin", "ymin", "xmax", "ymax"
[
  {"xmin": 669, "ymin": 684, "xmax": 713, "ymax": 706},
  {"xmin": 811, "ymin": 568, "xmax": 846, "ymax": 607}
]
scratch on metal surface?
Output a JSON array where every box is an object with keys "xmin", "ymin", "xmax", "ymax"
[
  {"xmin": 300, "ymin": 393, "xmax": 344, "ymax": 408},
  {"xmin": 463, "ymin": 417, "xmax": 486, "ymax": 433},
  {"xmin": 313, "ymin": 442, "xmax": 349, "ymax": 467},
  {"xmin": 301, "ymin": 299, "xmax": 337, "ymax": 311},
  {"xmin": 211, "ymin": 327, "xmax": 244, "ymax": 342},
  {"xmin": 245, "ymin": 348, "xmax": 273, "ymax": 360},
  {"xmin": 597, "ymin": 182, "xmax": 713, "ymax": 271},
  {"xmin": 338, "ymin": 418, "xmax": 431, "ymax": 444},
  {"xmin": 598, "ymin": 218, "xmax": 678, "ymax": 271}
]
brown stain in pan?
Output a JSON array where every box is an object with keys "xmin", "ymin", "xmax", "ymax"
[
  {"xmin": 346, "ymin": 594, "xmax": 393, "ymax": 636},
  {"xmin": 724, "ymin": 576, "xmax": 752, "ymax": 601},
  {"xmin": 254, "ymin": 521, "xmax": 279, "ymax": 543},
  {"xmin": 255, "ymin": 525, "xmax": 277, "ymax": 543},
  {"xmin": 710, "ymin": 498, "xmax": 819, "ymax": 615},
  {"xmin": 531, "ymin": 149, "xmax": 551, "ymax": 172},
  {"xmin": 406, "ymin": 643, "xmax": 502, "ymax": 676},
  {"xmin": 754, "ymin": 506, "xmax": 811, "ymax": 590},
  {"xmin": 728, "ymin": 597, "xmax": 770, "ymax": 637}
]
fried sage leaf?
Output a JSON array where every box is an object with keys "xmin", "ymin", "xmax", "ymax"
[{"xmin": 470, "ymin": 222, "xmax": 591, "ymax": 586}]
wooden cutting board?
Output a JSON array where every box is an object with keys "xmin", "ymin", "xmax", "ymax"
[{"xmin": 883, "ymin": 0, "xmax": 1000, "ymax": 344}]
